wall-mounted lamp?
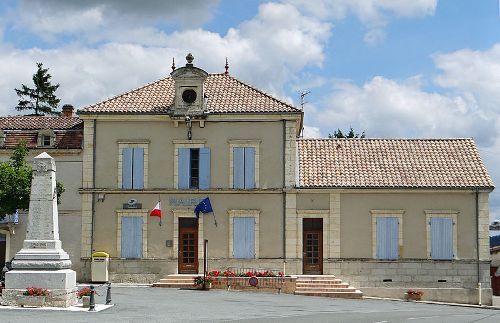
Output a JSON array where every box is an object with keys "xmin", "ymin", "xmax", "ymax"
[
  {"xmin": 185, "ymin": 115, "xmax": 192, "ymax": 140},
  {"xmin": 97, "ymin": 193, "xmax": 106, "ymax": 202}
]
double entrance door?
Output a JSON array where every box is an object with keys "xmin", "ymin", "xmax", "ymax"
[
  {"xmin": 303, "ymin": 218, "xmax": 323, "ymax": 274},
  {"xmin": 178, "ymin": 218, "xmax": 198, "ymax": 274}
]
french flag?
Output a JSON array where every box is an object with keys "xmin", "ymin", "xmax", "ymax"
[{"xmin": 150, "ymin": 201, "xmax": 161, "ymax": 218}]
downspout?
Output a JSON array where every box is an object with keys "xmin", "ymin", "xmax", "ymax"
[
  {"xmin": 90, "ymin": 120, "xmax": 97, "ymax": 256},
  {"xmin": 475, "ymin": 188, "xmax": 481, "ymax": 305},
  {"xmin": 282, "ymin": 120, "xmax": 287, "ymax": 274}
]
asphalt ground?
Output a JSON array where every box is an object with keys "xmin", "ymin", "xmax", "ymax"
[{"xmin": 1, "ymin": 287, "xmax": 500, "ymax": 323}]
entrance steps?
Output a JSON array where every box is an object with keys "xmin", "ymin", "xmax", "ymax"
[
  {"xmin": 152, "ymin": 274, "xmax": 197, "ymax": 289},
  {"xmin": 294, "ymin": 275, "xmax": 363, "ymax": 299}
]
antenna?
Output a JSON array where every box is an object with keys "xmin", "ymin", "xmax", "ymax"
[
  {"xmin": 300, "ymin": 90, "xmax": 310, "ymax": 111},
  {"xmin": 299, "ymin": 90, "xmax": 310, "ymax": 138}
]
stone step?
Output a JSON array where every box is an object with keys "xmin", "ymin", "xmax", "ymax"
[
  {"xmin": 152, "ymin": 282, "xmax": 195, "ymax": 289},
  {"xmin": 159, "ymin": 278, "xmax": 195, "ymax": 284},
  {"xmin": 296, "ymin": 279, "xmax": 344, "ymax": 284},
  {"xmin": 296, "ymin": 283, "xmax": 350, "ymax": 289},
  {"xmin": 294, "ymin": 291, "xmax": 363, "ymax": 299},
  {"xmin": 295, "ymin": 275, "xmax": 337, "ymax": 280},
  {"xmin": 295, "ymin": 287, "xmax": 358, "ymax": 293}
]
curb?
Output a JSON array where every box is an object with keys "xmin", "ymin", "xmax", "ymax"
[{"xmin": 364, "ymin": 296, "xmax": 500, "ymax": 310}]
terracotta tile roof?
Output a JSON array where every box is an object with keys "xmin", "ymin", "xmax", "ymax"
[
  {"xmin": 0, "ymin": 116, "xmax": 83, "ymax": 149},
  {"xmin": 79, "ymin": 74, "xmax": 300, "ymax": 114},
  {"xmin": 0, "ymin": 116, "xmax": 82, "ymax": 130},
  {"xmin": 298, "ymin": 138, "xmax": 494, "ymax": 189}
]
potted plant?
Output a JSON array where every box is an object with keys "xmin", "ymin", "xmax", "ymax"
[
  {"xmin": 17, "ymin": 287, "xmax": 48, "ymax": 307},
  {"xmin": 76, "ymin": 287, "xmax": 93, "ymax": 308},
  {"xmin": 405, "ymin": 289, "xmax": 424, "ymax": 301},
  {"xmin": 193, "ymin": 276, "xmax": 212, "ymax": 290}
]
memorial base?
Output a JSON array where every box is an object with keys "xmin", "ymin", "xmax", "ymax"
[{"xmin": 2, "ymin": 269, "xmax": 77, "ymax": 307}]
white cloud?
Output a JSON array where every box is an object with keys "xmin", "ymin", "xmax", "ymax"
[
  {"xmin": 311, "ymin": 76, "xmax": 494, "ymax": 145},
  {"xmin": 287, "ymin": 0, "xmax": 436, "ymax": 44},
  {"xmin": 303, "ymin": 126, "xmax": 322, "ymax": 138},
  {"xmin": 13, "ymin": 0, "xmax": 220, "ymax": 38}
]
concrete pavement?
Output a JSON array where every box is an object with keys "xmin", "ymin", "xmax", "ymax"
[{"xmin": 1, "ymin": 287, "xmax": 499, "ymax": 322}]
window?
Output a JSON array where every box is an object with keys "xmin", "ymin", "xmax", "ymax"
[
  {"xmin": 37, "ymin": 129, "xmax": 54, "ymax": 147},
  {"xmin": 233, "ymin": 147, "xmax": 256, "ymax": 189},
  {"xmin": 371, "ymin": 210, "xmax": 404, "ymax": 260},
  {"xmin": 42, "ymin": 135, "xmax": 51, "ymax": 146},
  {"xmin": 425, "ymin": 210, "xmax": 458, "ymax": 260},
  {"xmin": 120, "ymin": 216, "xmax": 143, "ymax": 258},
  {"xmin": 228, "ymin": 210, "xmax": 260, "ymax": 259},
  {"xmin": 178, "ymin": 147, "xmax": 210, "ymax": 189},
  {"xmin": 229, "ymin": 140, "xmax": 260, "ymax": 189},
  {"xmin": 376, "ymin": 217, "xmax": 399, "ymax": 260},
  {"xmin": 122, "ymin": 147, "xmax": 144, "ymax": 189}
]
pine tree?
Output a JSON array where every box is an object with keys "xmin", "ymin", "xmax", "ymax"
[
  {"xmin": 15, "ymin": 62, "xmax": 61, "ymax": 115},
  {"xmin": 328, "ymin": 127, "xmax": 366, "ymax": 139}
]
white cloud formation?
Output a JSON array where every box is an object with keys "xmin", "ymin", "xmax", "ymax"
[
  {"xmin": 13, "ymin": 0, "xmax": 220, "ymax": 38},
  {"xmin": 287, "ymin": 0, "xmax": 437, "ymax": 44},
  {"xmin": 0, "ymin": 2, "xmax": 330, "ymax": 115}
]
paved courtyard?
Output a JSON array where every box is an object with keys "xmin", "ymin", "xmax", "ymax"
[{"xmin": 1, "ymin": 287, "xmax": 500, "ymax": 322}]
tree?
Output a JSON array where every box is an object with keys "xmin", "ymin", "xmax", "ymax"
[
  {"xmin": 15, "ymin": 62, "xmax": 61, "ymax": 115},
  {"xmin": 329, "ymin": 127, "xmax": 366, "ymax": 139},
  {"xmin": 0, "ymin": 141, "xmax": 65, "ymax": 220}
]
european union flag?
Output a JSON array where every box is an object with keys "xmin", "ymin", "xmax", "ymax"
[{"xmin": 194, "ymin": 197, "xmax": 213, "ymax": 218}]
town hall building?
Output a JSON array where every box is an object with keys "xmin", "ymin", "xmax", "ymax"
[{"xmin": 1, "ymin": 53, "xmax": 494, "ymax": 304}]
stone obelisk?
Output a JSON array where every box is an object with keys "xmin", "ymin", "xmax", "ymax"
[{"xmin": 2, "ymin": 152, "xmax": 76, "ymax": 307}]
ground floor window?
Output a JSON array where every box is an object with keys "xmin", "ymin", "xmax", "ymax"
[
  {"xmin": 425, "ymin": 210, "xmax": 458, "ymax": 260},
  {"xmin": 371, "ymin": 210, "xmax": 404, "ymax": 260},
  {"xmin": 228, "ymin": 210, "xmax": 260, "ymax": 259},
  {"xmin": 116, "ymin": 209, "xmax": 148, "ymax": 259}
]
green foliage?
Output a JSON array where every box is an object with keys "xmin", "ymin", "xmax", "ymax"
[
  {"xmin": 0, "ymin": 142, "xmax": 32, "ymax": 220},
  {"xmin": 328, "ymin": 127, "xmax": 366, "ymax": 139},
  {"xmin": 0, "ymin": 142, "xmax": 65, "ymax": 220},
  {"xmin": 15, "ymin": 62, "xmax": 61, "ymax": 115}
]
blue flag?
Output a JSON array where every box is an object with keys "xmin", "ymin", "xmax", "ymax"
[{"xmin": 194, "ymin": 197, "xmax": 213, "ymax": 218}]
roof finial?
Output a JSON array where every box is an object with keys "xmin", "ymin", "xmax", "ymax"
[
  {"xmin": 186, "ymin": 53, "xmax": 194, "ymax": 66},
  {"xmin": 171, "ymin": 57, "xmax": 176, "ymax": 72},
  {"xmin": 225, "ymin": 57, "xmax": 229, "ymax": 75}
]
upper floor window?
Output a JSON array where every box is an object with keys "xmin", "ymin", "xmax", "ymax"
[
  {"xmin": 178, "ymin": 147, "xmax": 210, "ymax": 189},
  {"xmin": 229, "ymin": 140, "xmax": 260, "ymax": 189},
  {"xmin": 37, "ymin": 129, "xmax": 55, "ymax": 147},
  {"xmin": 118, "ymin": 141, "xmax": 149, "ymax": 189},
  {"xmin": 122, "ymin": 148, "xmax": 144, "ymax": 189}
]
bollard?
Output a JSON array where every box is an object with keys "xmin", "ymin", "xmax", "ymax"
[
  {"xmin": 106, "ymin": 282, "xmax": 112, "ymax": 305},
  {"xmin": 88, "ymin": 285, "xmax": 96, "ymax": 312}
]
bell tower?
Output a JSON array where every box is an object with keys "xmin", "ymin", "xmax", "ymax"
[{"xmin": 170, "ymin": 53, "xmax": 208, "ymax": 117}]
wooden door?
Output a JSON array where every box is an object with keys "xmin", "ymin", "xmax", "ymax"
[
  {"xmin": 178, "ymin": 218, "xmax": 198, "ymax": 274},
  {"xmin": 303, "ymin": 218, "xmax": 323, "ymax": 274}
]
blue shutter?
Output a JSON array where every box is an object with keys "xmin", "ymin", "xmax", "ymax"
[
  {"xmin": 122, "ymin": 148, "xmax": 133, "ymax": 189},
  {"xmin": 121, "ymin": 216, "xmax": 143, "ymax": 258},
  {"xmin": 233, "ymin": 148, "xmax": 245, "ymax": 189},
  {"xmin": 199, "ymin": 148, "xmax": 211, "ymax": 190},
  {"xmin": 376, "ymin": 217, "xmax": 399, "ymax": 260},
  {"xmin": 233, "ymin": 217, "xmax": 255, "ymax": 259},
  {"xmin": 431, "ymin": 218, "xmax": 453, "ymax": 260},
  {"xmin": 133, "ymin": 148, "xmax": 144, "ymax": 189},
  {"xmin": 244, "ymin": 147, "xmax": 256, "ymax": 189},
  {"xmin": 178, "ymin": 148, "xmax": 191, "ymax": 189}
]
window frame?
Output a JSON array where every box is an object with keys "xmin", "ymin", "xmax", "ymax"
[
  {"xmin": 228, "ymin": 209, "xmax": 260, "ymax": 259},
  {"xmin": 425, "ymin": 210, "xmax": 458, "ymax": 260},
  {"xmin": 117, "ymin": 141, "xmax": 149, "ymax": 189},
  {"xmin": 37, "ymin": 129, "xmax": 55, "ymax": 147},
  {"xmin": 371, "ymin": 210, "xmax": 404, "ymax": 260},
  {"xmin": 228, "ymin": 140, "xmax": 260, "ymax": 189}
]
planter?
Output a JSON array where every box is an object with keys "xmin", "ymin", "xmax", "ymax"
[
  {"xmin": 16, "ymin": 295, "xmax": 46, "ymax": 307},
  {"xmin": 405, "ymin": 293, "xmax": 422, "ymax": 301},
  {"xmin": 82, "ymin": 296, "xmax": 90, "ymax": 308}
]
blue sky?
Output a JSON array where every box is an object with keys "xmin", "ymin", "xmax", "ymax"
[{"xmin": 1, "ymin": 0, "xmax": 500, "ymax": 226}]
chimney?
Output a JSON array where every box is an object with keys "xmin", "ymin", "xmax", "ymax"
[{"xmin": 62, "ymin": 104, "xmax": 74, "ymax": 117}]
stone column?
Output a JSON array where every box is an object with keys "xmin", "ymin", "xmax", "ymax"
[{"xmin": 3, "ymin": 152, "xmax": 76, "ymax": 307}]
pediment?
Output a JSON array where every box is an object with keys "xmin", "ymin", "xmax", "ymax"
[{"xmin": 171, "ymin": 66, "xmax": 208, "ymax": 79}]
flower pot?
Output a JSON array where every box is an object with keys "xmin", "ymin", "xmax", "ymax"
[
  {"xmin": 16, "ymin": 295, "xmax": 45, "ymax": 307},
  {"xmin": 405, "ymin": 293, "xmax": 422, "ymax": 301},
  {"xmin": 82, "ymin": 295, "xmax": 90, "ymax": 308}
]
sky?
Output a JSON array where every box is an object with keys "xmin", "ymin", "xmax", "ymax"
[{"xmin": 1, "ymin": 0, "xmax": 500, "ymax": 226}]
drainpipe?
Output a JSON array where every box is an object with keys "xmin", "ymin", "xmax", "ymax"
[
  {"xmin": 282, "ymin": 120, "xmax": 287, "ymax": 275},
  {"xmin": 90, "ymin": 119, "xmax": 97, "ymax": 257},
  {"xmin": 475, "ymin": 188, "xmax": 481, "ymax": 305}
]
